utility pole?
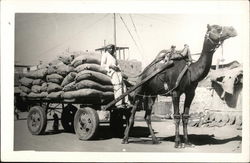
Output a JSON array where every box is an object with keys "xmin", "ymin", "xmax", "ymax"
[
  {"xmin": 113, "ymin": 13, "xmax": 117, "ymax": 57},
  {"xmin": 114, "ymin": 13, "xmax": 125, "ymax": 104}
]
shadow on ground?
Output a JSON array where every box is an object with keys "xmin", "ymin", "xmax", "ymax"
[
  {"xmin": 112, "ymin": 126, "xmax": 242, "ymax": 146},
  {"xmin": 96, "ymin": 126, "xmax": 152, "ymax": 140},
  {"xmin": 160, "ymin": 134, "xmax": 242, "ymax": 146},
  {"xmin": 45, "ymin": 129, "xmax": 65, "ymax": 135}
]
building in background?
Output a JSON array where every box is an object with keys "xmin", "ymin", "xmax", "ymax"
[{"xmin": 14, "ymin": 64, "xmax": 32, "ymax": 87}]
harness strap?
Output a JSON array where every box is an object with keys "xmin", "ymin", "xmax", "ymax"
[
  {"xmin": 173, "ymin": 114, "xmax": 181, "ymax": 119},
  {"xmin": 175, "ymin": 64, "xmax": 189, "ymax": 88},
  {"xmin": 182, "ymin": 114, "xmax": 190, "ymax": 119},
  {"xmin": 134, "ymin": 63, "xmax": 190, "ymax": 97}
]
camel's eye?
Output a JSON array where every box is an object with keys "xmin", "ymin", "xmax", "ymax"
[{"xmin": 217, "ymin": 27, "xmax": 223, "ymax": 33}]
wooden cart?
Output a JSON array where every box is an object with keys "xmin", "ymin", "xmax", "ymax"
[{"xmin": 25, "ymin": 62, "xmax": 173, "ymax": 140}]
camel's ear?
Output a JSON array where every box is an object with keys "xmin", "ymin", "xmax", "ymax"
[{"xmin": 207, "ymin": 24, "xmax": 211, "ymax": 31}]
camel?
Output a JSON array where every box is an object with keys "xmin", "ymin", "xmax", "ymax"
[{"xmin": 122, "ymin": 24, "xmax": 237, "ymax": 148}]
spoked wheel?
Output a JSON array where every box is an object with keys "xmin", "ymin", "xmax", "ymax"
[
  {"xmin": 110, "ymin": 109, "xmax": 126, "ymax": 137},
  {"xmin": 27, "ymin": 106, "xmax": 47, "ymax": 135},
  {"xmin": 61, "ymin": 104, "xmax": 77, "ymax": 133},
  {"xmin": 74, "ymin": 107, "xmax": 99, "ymax": 140}
]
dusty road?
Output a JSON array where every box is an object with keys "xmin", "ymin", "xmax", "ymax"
[{"xmin": 14, "ymin": 111, "xmax": 241, "ymax": 152}]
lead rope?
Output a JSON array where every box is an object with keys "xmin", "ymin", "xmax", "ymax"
[{"xmin": 134, "ymin": 86, "xmax": 177, "ymax": 98}]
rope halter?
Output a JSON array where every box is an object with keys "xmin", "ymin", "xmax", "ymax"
[{"xmin": 205, "ymin": 26, "xmax": 225, "ymax": 52}]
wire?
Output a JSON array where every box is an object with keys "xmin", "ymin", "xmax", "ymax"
[
  {"xmin": 129, "ymin": 14, "xmax": 145, "ymax": 53},
  {"xmin": 137, "ymin": 14, "xmax": 179, "ymax": 25},
  {"xmin": 118, "ymin": 14, "xmax": 142, "ymax": 55},
  {"xmin": 129, "ymin": 14, "xmax": 138, "ymax": 34},
  {"xmin": 36, "ymin": 14, "xmax": 110, "ymax": 56}
]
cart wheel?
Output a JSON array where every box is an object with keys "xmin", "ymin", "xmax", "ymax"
[
  {"xmin": 110, "ymin": 109, "xmax": 125, "ymax": 137},
  {"xmin": 61, "ymin": 104, "xmax": 77, "ymax": 133},
  {"xmin": 27, "ymin": 106, "xmax": 47, "ymax": 135},
  {"xmin": 74, "ymin": 107, "xmax": 99, "ymax": 140}
]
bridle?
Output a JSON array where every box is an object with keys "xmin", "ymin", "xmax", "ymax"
[{"xmin": 205, "ymin": 27, "xmax": 224, "ymax": 51}]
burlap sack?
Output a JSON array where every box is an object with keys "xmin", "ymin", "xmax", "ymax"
[
  {"xmin": 228, "ymin": 114, "xmax": 236, "ymax": 125},
  {"xmin": 71, "ymin": 53, "xmax": 101, "ymax": 68},
  {"xmin": 62, "ymin": 81, "xmax": 76, "ymax": 92},
  {"xmin": 75, "ymin": 80, "xmax": 114, "ymax": 92},
  {"xmin": 46, "ymin": 74, "xmax": 64, "ymax": 84},
  {"xmin": 31, "ymin": 85, "xmax": 42, "ymax": 93},
  {"xmin": 25, "ymin": 68, "xmax": 48, "ymax": 79},
  {"xmin": 75, "ymin": 63, "xmax": 107, "ymax": 74},
  {"xmin": 28, "ymin": 92, "xmax": 48, "ymax": 98},
  {"xmin": 61, "ymin": 72, "xmax": 77, "ymax": 87},
  {"xmin": 20, "ymin": 92, "xmax": 28, "ymax": 97},
  {"xmin": 58, "ymin": 55, "xmax": 73, "ymax": 65},
  {"xmin": 47, "ymin": 65, "xmax": 58, "ymax": 75},
  {"xmin": 215, "ymin": 113, "xmax": 222, "ymax": 123},
  {"xmin": 48, "ymin": 59, "xmax": 63, "ymax": 66},
  {"xmin": 208, "ymin": 113, "xmax": 216, "ymax": 121},
  {"xmin": 62, "ymin": 89, "xmax": 114, "ymax": 99},
  {"xmin": 47, "ymin": 63, "xmax": 74, "ymax": 77},
  {"xmin": 70, "ymin": 51, "xmax": 95, "ymax": 59},
  {"xmin": 47, "ymin": 82, "xmax": 62, "ymax": 93},
  {"xmin": 32, "ymin": 79, "xmax": 45, "ymax": 85},
  {"xmin": 47, "ymin": 91, "xmax": 63, "ymax": 99},
  {"xmin": 41, "ymin": 82, "xmax": 48, "ymax": 92},
  {"xmin": 221, "ymin": 114, "xmax": 230, "ymax": 124},
  {"xmin": 56, "ymin": 64, "xmax": 74, "ymax": 77},
  {"xmin": 75, "ymin": 70, "xmax": 112, "ymax": 85},
  {"xmin": 61, "ymin": 91, "xmax": 75, "ymax": 99},
  {"xmin": 20, "ymin": 77, "xmax": 34, "ymax": 88},
  {"xmin": 19, "ymin": 86, "xmax": 31, "ymax": 93},
  {"xmin": 235, "ymin": 114, "xmax": 242, "ymax": 126}
]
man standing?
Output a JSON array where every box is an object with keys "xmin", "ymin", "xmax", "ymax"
[{"xmin": 101, "ymin": 44, "xmax": 128, "ymax": 108}]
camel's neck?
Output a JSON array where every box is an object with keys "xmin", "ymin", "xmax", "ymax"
[{"xmin": 190, "ymin": 36, "xmax": 218, "ymax": 82}]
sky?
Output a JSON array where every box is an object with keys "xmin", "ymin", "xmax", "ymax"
[{"xmin": 15, "ymin": 12, "xmax": 246, "ymax": 68}]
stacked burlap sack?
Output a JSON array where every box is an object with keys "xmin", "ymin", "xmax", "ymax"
[
  {"xmin": 19, "ymin": 69, "xmax": 48, "ymax": 98},
  {"xmin": 19, "ymin": 52, "xmax": 114, "ymax": 101},
  {"xmin": 61, "ymin": 53, "xmax": 114, "ymax": 101},
  {"xmin": 188, "ymin": 111, "xmax": 242, "ymax": 129}
]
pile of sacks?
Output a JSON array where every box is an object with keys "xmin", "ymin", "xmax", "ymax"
[
  {"xmin": 188, "ymin": 111, "xmax": 242, "ymax": 129},
  {"xmin": 19, "ymin": 68, "xmax": 48, "ymax": 98},
  {"xmin": 19, "ymin": 52, "xmax": 114, "ymax": 102}
]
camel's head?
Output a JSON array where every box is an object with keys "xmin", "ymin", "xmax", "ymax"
[{"xmin": 206, "ymin": 24, "xmax": 237, "ymax": 44}]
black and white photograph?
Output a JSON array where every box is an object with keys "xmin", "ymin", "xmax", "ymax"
[{"xmin": 1, "ymin": 0, "xmax": 249, "ymax": 162}]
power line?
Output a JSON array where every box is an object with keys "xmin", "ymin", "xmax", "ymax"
[
  {"xmin": 118, "ymin": 14, "xmax": 142, "ymax": 55},
  {"xmin": 137, "ymin": 14, "xmax": 179, "ymax": 25},
  {"xmin": 129, "ymin": 14, "xmax": 145, "ymax": 53},
  {"xmin": 36, "ymin": 14, "xmax": 110, "ymax": 56},
  {"xmin": 129, "ymin": 14, "xmax": 138, "ymax": 33}
]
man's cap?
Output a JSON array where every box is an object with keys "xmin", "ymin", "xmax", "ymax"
[{"xmin": 171, "ymin": 45, "xmax": 176, "ymax": 48}]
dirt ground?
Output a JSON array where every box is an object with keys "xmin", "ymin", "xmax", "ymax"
[{"xmin": 14, "ymin": 111, "xmax": 242, "ymax": 153}]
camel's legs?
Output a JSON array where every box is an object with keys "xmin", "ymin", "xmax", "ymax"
[
  {"xmin": 122, "ymin": 99, "xmax": 139, "ymax": 144},
  {"xmin": 144, "ymin": 97, "xmax": 159, "ymax": 144},
  {"xmin": 172, "ymin": 91, "xmax": 181, "ymax": 148},
  {"xmin": 183, "ymin": 91, "xmax": 195, "ymax": 147}
]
